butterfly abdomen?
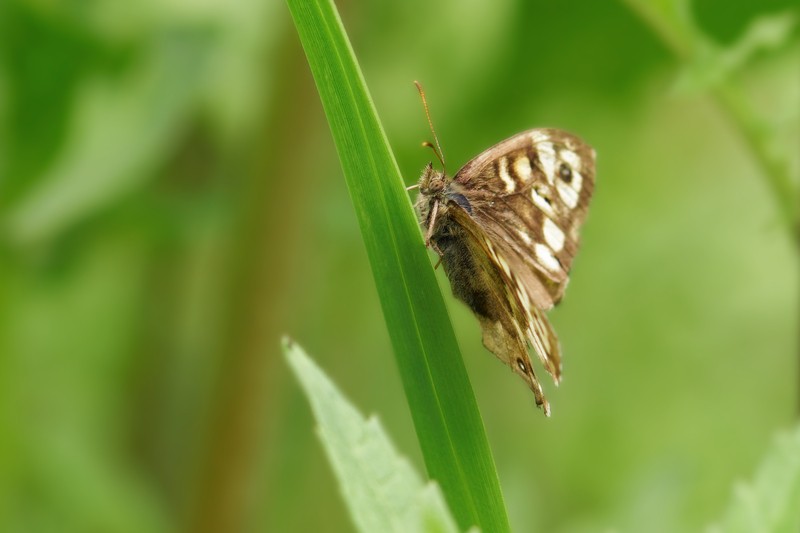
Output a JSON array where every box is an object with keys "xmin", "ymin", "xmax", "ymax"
[{"xmin": 432, "ymin": 218, "xmax": 495, "ymax": 320}]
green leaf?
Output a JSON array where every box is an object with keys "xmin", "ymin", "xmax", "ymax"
[
  {"xmin": 621, "ymin": 0, "xmax": 695, "ymax": 58},
  {"xmin": 624, "ymin": 0, "xmax": 800, "ymax": 250},
  {"xmin": 710, "ymin": 424, "xmax": 800, "ymax": 533},
  {"xmin": 3, "ymin": 31, "xmax": 213, "ymax": 245},
  {"xmin": 673, "ymin": 12, "xmax": 797, "ymax": 94},
  {"xmin": 283, "ymin": 338, "xmax": 464, "ymax": 533},
  {"xmin": 283, "ymin": 0, "xmax": 510, "ymax": 531}
]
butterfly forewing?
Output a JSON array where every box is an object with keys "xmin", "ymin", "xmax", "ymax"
[{"xmin": 454, "ymin": 129, "xmax": 596, "ymax": 306}]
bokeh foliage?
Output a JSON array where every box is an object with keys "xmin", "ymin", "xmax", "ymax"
[{"xmin": 0, "ymin": 0, "xmax": 798, "ymax": 532}]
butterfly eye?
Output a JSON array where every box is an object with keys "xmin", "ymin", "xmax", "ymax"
[{"xmin": 559, "ymin": 163, "xmax": 572, "ymax": 183}]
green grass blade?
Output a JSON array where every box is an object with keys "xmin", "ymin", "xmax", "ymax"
[
  {"xmin": 284, "ymin": 0, "xmax": 510, "ymax": 531},
  {"xmin": 283, "ymin": 338, "xmax": 462, "ymax": 533}
]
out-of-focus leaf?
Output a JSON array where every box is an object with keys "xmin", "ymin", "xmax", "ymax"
[
  {"xmin": 625, "ymin": 0, "xmax": 800, "ymax": 244},
  {"xmin": 709, "ymin": 424, "xmax": 800, "ymax": 533},
  {"xmin": 622, "ymin": 0, "xmax": 695, "ymax": 57},
  {"xmin": 0, "ymin": 238, "xmax": 170, "ymax": 533},
  {"xmin": 673, "ymin": 12, "xmax": 797, "ymax": 93},
  {"xmin": 2, "ymin": 31, "xmax": 213, "ymax": 246},
  {"xmin": 283, "ymin": 338, "xmax": 464, "ymax": 533}
]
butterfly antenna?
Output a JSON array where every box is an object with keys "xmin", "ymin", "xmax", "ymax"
[{"xmin": 414, "ymin": 81, "xmax": 446, "ymax": 173}]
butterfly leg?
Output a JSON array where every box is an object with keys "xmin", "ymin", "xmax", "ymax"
[{"xmin": 424, "ymin": 199, "xmax": 439, "ymax": 247}]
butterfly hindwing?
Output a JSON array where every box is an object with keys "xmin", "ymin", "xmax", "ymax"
[{"xmin": 433, "ymin": 204, "xmax": 550, "ymax": 412}]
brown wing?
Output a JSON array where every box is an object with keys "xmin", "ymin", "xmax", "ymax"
[
  {"xmin": 454, "ymin": 128, "xmax": 596, "ymax": 307},
  {"xmin": 459, "ymin": 208, "xmax": 564, "ymax": 387},
  {"xmin": 431, "ymin": 202, "xmax": 553, "ymax": 414}
]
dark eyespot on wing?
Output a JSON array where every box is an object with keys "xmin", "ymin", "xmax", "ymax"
[{"xmin": 559, "ymin": 163, "xmax": 572, "ymax": 182}]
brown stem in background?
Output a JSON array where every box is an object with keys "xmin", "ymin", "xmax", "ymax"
[{"xmin": 184, "ymin": 28, "xmax": 319, "ymax": 533}]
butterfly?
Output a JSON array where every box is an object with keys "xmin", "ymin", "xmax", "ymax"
[{"xmin": 408, "ymin": 83, "xmax": 596, "ymax": 416}]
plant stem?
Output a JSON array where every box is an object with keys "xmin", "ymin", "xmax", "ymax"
[{"xmin": 625, "ymin": 0, "xmax": 800, "ymax": 416}]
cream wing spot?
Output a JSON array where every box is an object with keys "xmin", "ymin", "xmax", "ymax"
[
  {"xmin": 537, "ymin": 143, "xmax": 557, "ymax": 184},
  {"xmin": 513, "ymin": 156, "xmax": 533, "ymax": 182},
  {"xmin": 559, "ymin": 149, "xmax": 582, "ymax": 171},
  {"xmin": 530, "ymin": 186, "xmax": 556, "ymax": 217},
  {"xmin": 517, "ymin": 229, "xmax": 533, "ymax": 246},
  {"xmin": 485, "ymin": 238, "xmax": 513, "ymax": 277},
  {"xmin": 498, "ymin": 157, "xmax": 515, "ymax": 193},
  {"xmin": 556, "ymin": 167, "xmax": 583, "ymax": 209},
  {"xmin": 570, "ymin": 169, "xmax": 583, "ymax": 194},
  {"xmin": 496, "ymin": 255, "xmax": 512, "ymax": 276},
  {"xmin": 556, "ymin": 180, "xmax": 579, "ymax": 208},
  {"xmin": 543, "ymin": 218, "xmax": 565, "ymax": 252},
  {"xmin": 514, "ymin": 278, "xmax": 531, "ymax": 310},
  {"xmin": 528, "ymin": 131, "xmax": 550, "ymax": 143},
  {"xmin": 484, "ymin": 239, "xmax": 500, "ymax": 261},
  {"xmin": 535, "ymin": 243, "xmax": 561, "ymax": 272}
]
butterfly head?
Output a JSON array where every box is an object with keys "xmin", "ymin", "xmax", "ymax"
[{"xmin": 418, "ymin": 162, "xmax": 448, "ymax": 196}]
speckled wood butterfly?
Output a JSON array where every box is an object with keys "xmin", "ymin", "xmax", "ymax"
[{"xmin": 408, "ymin": 83, "xmax": 596, "ymax": 416}]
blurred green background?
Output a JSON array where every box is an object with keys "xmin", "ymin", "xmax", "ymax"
[{"xmin": 1, "ymin": 0, "xmax": 798, "ymax": 532}]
